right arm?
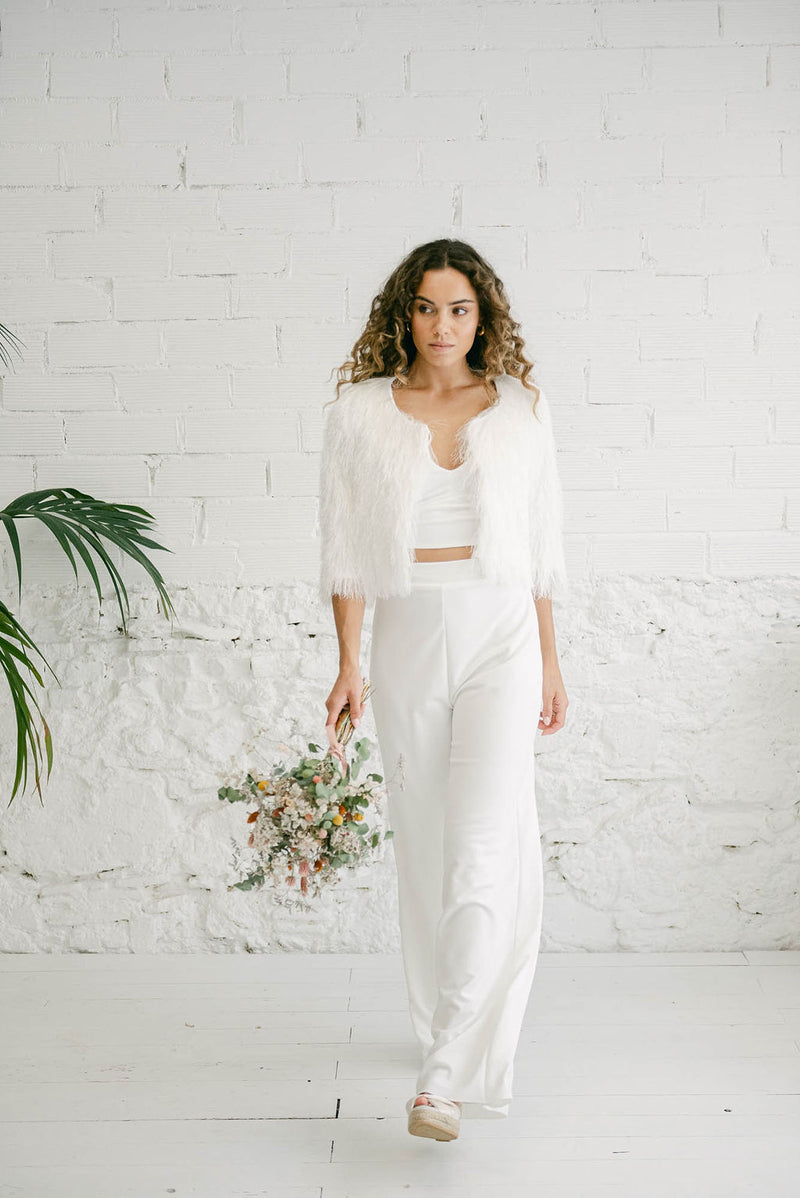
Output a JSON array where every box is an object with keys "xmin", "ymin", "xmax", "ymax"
[
  {"xmin": 324, "ymin": 594, "xmax": 366, "ymax": 756},
  {"xmin": 318, "ymin": 393, "xmax": 368, "ymax": 756}
]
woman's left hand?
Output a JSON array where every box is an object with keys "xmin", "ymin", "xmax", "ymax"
[{"xmin": 539, "ymin": 664, "xmax": 567, "ymax": 735}]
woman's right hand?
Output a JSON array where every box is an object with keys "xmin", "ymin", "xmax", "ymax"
[{"xmin": 325, "ymin": 666, "xmax": 364, "ymax": 762}]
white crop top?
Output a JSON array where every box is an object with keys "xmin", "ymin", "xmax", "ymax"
[{"xmin": 411, "ymin": 450, "xmax": 480, "ymax": 549}]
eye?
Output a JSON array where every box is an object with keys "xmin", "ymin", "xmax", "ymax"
[{"xmin": 415, "ymin": 304, "xmax": 470, "ymax": 315}]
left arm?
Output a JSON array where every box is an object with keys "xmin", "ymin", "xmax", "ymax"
[
  {"xmin": 534, "ymin": 595, "xmax": 568, "ymax": 734},
  {"xmin": 528, "ymin": 386, "xmax": 569, "ymax": 735}
]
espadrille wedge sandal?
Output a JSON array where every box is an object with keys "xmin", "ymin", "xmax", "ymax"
[{"xmin": 405, "ymin": 1091, "xmax": 462, "ymax": 1141}]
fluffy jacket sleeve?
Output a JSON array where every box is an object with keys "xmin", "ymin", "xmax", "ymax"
[
  {"xmin": 529, "ymin": 387, "xmax": 569, "ymax": 600},
  {"xmin": 318, "ymin": 393, "xmax": 368, "ymax": 604}
]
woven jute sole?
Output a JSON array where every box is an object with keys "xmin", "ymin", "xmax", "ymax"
[{"xmin": 407, "ymin": 1105, "xmax": 460, "ymax": 1141}]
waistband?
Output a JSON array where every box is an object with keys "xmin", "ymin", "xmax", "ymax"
[{"xmin": 409, "ymin": 555, "xmax": 486, "ymax": 586}]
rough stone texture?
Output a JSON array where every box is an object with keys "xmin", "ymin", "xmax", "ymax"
[{"xmin": 1, "ymin": 577, "xmax": 797, "ymax": 953}]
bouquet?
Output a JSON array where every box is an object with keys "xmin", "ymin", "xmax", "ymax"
[{"xmin": 218, "ymin": 681, "xmax": 393, "ymax": 908}]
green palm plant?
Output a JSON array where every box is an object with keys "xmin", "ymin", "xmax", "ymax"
[{"xmin": 0, "ymin": 321, "xmax": 177, "ymax": 807}]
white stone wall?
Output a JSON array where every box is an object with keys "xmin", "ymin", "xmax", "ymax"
[
  {"xmin": 0, "ymin": 0, "xmax": 798, "ymax": 951},
  {"xmin": 0, "ymin": 575, "xmax": 798, "ymax": 952}
]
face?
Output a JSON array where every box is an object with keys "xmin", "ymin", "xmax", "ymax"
[{"xmin": 408, "ymin": 268, "xmax": 481, "ymax": 366}]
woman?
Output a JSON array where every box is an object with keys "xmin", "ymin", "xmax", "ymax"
[{"xmin": 319, "ymin": 239, "xmax": 569, "ymax": 1141}]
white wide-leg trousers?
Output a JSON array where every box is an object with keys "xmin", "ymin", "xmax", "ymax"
[{"xmin": 368, "ymin": 554, "xmax": 545, "ymax": 1120}]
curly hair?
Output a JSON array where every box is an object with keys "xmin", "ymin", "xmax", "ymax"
[{"xmin": 331, "ymin": 238, "xmax": 542, "ymax": 417}]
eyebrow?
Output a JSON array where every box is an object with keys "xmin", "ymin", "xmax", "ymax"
[{"xmin": 413, "ymin": 295, "xmax": 476, "ymax": 305}]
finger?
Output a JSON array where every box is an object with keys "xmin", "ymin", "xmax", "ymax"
[
  {"xmin": 325, "ymin": 711, "xmax": 343, "ymax": 748},
  {"xmin": 325, "ymin": 724, "xmax": 346, "ymax": 764}
]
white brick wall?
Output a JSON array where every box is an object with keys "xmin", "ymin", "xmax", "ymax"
[{"xmin": 0, "ymin": 0, "xmax": 798, "ymax": 952}]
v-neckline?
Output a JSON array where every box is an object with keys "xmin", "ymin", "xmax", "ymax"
[
  {"xmin": 385, "ymin": 375, "xmax": 503, "ymax": 470},
  {"xmin": 428, "ymin": 452, "xmax": 466, "ymax": 472}
]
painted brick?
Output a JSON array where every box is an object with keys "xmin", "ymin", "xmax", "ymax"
[{"xmin": 0, "ymin": 0, "xmax": 796, "ymax": 955}]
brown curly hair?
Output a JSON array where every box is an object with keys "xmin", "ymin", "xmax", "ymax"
[{"xmin": 331, "ymin": 238, "xmax": 542, "ymax": 417}]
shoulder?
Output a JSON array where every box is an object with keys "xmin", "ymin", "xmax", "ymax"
[
  {"xmin": 496, "ymin": 373, "xmax": 549, "ymax": 420},
  {"xmin": 323, "ymin": 376, "xmax": 388, "ymax": 417}
]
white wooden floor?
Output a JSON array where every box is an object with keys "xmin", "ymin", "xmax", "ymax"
[{"xmin": 0, "ymin": 950, "xmax": 798, "ymax": 1197}]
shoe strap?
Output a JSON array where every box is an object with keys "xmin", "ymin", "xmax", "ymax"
[{"xmin": 411, "ymin": 1091, "xmax": 461, "ymax": 1115}]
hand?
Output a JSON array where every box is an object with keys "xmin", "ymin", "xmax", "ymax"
[
  {"xmin": 539, "ymin": 664, "xmax": 567, "ymax": 735},
  {"xmin": 325, "ymin": 666, "xmax": 364, "ymax": 763}
]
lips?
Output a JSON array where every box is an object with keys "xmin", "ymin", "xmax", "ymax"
[{"xmin": 431, "ymin": 343, "xmax": 454, "ymax": 348}]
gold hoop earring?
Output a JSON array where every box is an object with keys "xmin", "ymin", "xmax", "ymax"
[{"xmin": 478, "ymin": 326, "xmax": 485, "ymax": 335}]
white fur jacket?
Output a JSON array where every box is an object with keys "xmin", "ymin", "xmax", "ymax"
[{"xmin": 318, "ymin": 372, "xmax": 568, "ymax": 606}]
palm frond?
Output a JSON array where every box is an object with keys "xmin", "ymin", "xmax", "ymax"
[
  {"xmin": 0, "ymin": 600, "xmax": 57, "ymax": 807},
  {"xmin": 0, "ymin": 322, "xmax": 26, "ymax": 371},
  {"xmin": 0, "ymin": 486, "xmax": 178, "ymax": 804},
  {"xmin": 0, "ymin": 487, "xmax": 177, "ymax": 635}
]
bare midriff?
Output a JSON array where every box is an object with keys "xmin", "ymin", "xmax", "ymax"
[{"xmin": 413, "ymin": 545, "xmax": 474, "ymax": 561}]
